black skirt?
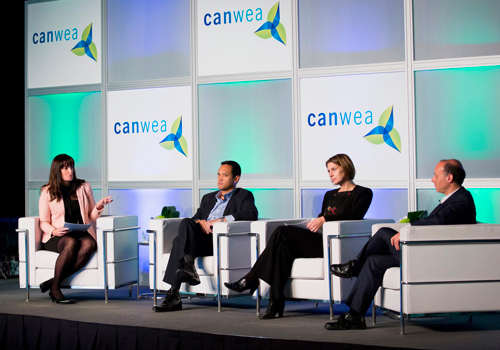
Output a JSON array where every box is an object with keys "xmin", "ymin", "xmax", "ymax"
[{"xmin": 42, "ymin": 231, "xmax": 93, "ymax": 253}]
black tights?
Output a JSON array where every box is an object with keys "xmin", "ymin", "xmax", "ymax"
[{"xmin": 46, "ymin": 235, "xmax": 97, "ymax": 299}]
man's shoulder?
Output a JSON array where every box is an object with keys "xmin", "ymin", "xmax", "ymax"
[
  {"xmin": 233, "ymin": 188, "xmax": 254, "ymax": 198},
  {"xmin": 448, "ymin": 187, "xmax": 474, "ymax": 204},
  {"xmin": 201, "ymin": 188, "xmax": 254, "ymax": 200},
  {"xmin": 201, "ymin": 190, "xmax": 219, "ymax": 202}
]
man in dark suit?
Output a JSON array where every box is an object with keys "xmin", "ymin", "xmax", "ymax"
[
  {"xmin": 325, "ymin": 159, "xmax": 476, "ymax": 330},
  {"xmin": 153, "ymin": 161, "xmax": 258, "ymax": 312}
]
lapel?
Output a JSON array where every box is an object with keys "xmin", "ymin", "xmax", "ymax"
[
  {"xmin": 204, "ymin": 192, "xmax": 217, "ymax": 218},
  {"xmin": 223, "ymin": 188, "xmax": 238, "ymax": 216},
  {"xmin": 76, "ymin": 185, "xmax": 86, "ymax": 222},
  {"xmin": 54, "ymin": 195, "xmax": 65, "ymax": 214},
  {"xmin": 429, "ymin": 187, "xmax": 463, "ymax": 216}
]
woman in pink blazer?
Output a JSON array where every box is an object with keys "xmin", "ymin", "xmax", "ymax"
[{"xmin": 39, "ymin": 154, "xmax": 112, "ymax": 303}]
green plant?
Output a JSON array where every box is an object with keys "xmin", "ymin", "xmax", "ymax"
[{"xmin": 155, "ymin": 206, "xmax": 180, "ymax": 219}]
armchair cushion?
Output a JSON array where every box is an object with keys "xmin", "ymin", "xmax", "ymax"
[
  {"xmin": 290, "ymin": 258, "xmax": 323, "ymax": 279},
  {"xmin": 35, "ymin": 251, "xmax": 98, "ymax": 269},
  {"xmin": 149, "ymin": 218, "xmax": 256, "ymax": 296},
  {"xmin": 18, "ymin": 215, "xmax": 138, "ymax": 292},
  {"xmin": 381, "ymin": 267, "xmax": 399, "ymax": 290},
  {"xmin": 251, "ymin": 218, "xmax": 395, "ymax": 302}
]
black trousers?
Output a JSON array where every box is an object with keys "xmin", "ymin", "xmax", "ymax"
[
  {"xmin": 251, "ymin": 225, "xmax": 323, "ymax": 301},
  {"xmin": 162, "ymin": 218, "xmax": 213, "ymax": 289},
  {"xmin": 345, "ymin": 227, "xmax": 400, "ymax": 315}
]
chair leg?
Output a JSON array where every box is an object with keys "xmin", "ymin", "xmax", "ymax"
[
  {"xmin": 372, "ymin": 303, "xmax": 376, "ymax": 325},
  {"xmin": 129, "ymin": 285, "xmax": 132, "ymax": 297}
]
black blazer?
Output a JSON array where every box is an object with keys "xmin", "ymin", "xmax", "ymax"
[
  {"xmin": 191, "ymin": 188, "xmax": 258, "ymax": 222},
  {"xmin": 411, "ymin": 187, "xmax": 476, "ymax": 226}
]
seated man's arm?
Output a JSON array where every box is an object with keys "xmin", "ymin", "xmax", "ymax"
[
  {"xmin": 230, "ymin": 191, "xmax": 258, "ymax": 221},
  {"xmin": 411, "ymin": 197, "xmax": 475, "ymax": 226}
]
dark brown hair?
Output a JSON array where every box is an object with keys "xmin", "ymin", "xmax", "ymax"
[
  {"xmin": 41, "ymin": 154, "xmax": 85, "ymax": 201},
  {"xmin": 325, "ymin": 154, "xmax": 356, "ymax": 181},
  {"xmin": 441, "ymin": 159, "xmax": 466, "ymax": 186}
]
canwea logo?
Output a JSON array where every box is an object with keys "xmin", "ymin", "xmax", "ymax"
[
  {"xmin": 364, "ymin": 105, "xmax": 401, "ymax": 152},
  {"xmin": 306, "ymin": 104, "xmax": 401, "ymax": 153},
  {"xmin": 202, "ymin": 2, "xmax": 286, "ymax": 46},
  {"xmin": 159, "ymin": 116, "xmax": 188, "ymax": 157},
  {"xmin": 71, "ymin": 23, "xmax": 97, "ymax": 62},
  {"xmin": 113, "ymin": 115, "xmax": 188, "ymax": 157},
  {"xmin": 255, "ymin": 2, "xmax": 286, "ymax": 45}
]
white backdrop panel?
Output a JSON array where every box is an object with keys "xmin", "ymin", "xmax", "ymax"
[
  {"xmin": 197, "ymin": 0, "xmax": 292, "ymax": 76},
  {"xmin": 27, "ymin": 0, "xmax": 101, "ymax": 89},
  {"xmin": 300, "ymin": 72, "xmax": 409, "ymax": 182},
  {"xmin": 107, "ymin": 87, "xmax": 193, "ymax": 182}
]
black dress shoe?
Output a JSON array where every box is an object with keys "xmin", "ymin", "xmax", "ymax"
[
  {"xmin": 259, "ymin": 299, "xmax": 285, "ymax": 320},
  {"xmin": 224, "ymin": 277, "xmax": 259, "ymax": 295},
  {"xmin": 324, "ymin": 312, "xmax": 367, "ymax": 330},
  {"xmin": 330, "ymin": 260, "xmax": 356, "ymax": 279},
  {"xmin": 152, "ymin": 289, "xmax": 182, "ymax": 312},
  {"xmin": 176, "ymin": 261, "xmax": 201, "ymax": 286}
]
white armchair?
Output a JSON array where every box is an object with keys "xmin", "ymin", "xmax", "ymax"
[
  {"xmin": 148, "ymin": 218, "xmax": 256, "ymax": 309},
  {"xmin": 17, "ymin": 215, "xmax": 139, "ymax": 303},
  {"xmin": 250, "ymin": 218, "xmax": 394, "ymax": 318},
  {"xmin": 371, "ymin": 223, "xmax": 500, "ymax": 334}
]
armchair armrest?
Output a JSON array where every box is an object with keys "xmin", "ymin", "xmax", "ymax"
[
  {"xmin": 372, "ymin": 222, "xmax": 408, "ymax": 236},
  {"xmin": 399, "ymin": 224, "xmax": 500, "ymax": 284},
  {"xmin": 17, "ymin": 217, "xmax": 42, "ymax": 289},
  {"xmin": 96, "ymin": 215, "xmax": 139, "ymax": 263},
  {"xmin": 323, "ymin": 219, "xmax": 395, "ymax": 265},
  {"xmin": 250, "ymin": 219, "xmax": 307, "ymax": 257},
  {"xmin": 326, "ymin": 219, "xmax": 395, "ymax": 237},
  {"xmin": 148, "ymin": 218, "xmax": 185, "ymax": 264},
  {"xmin": 400, "ymin": 223, "xmax": 498, "ymax": 242},
  {"xmin": 212, "ymin": 220, "xmax": 252, "ymax": 234},
  {"xmin": 213, "ymin": 220, "xmax": 255, "ymax": 271}
]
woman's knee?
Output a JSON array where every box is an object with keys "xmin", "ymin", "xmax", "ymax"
[
  {"xmin": 57, "ymin": 236, "xmax": 80, "ymax": 252},
  {"xmin": 270, "ymin": 225, "xmax": 288, "ymax": 240},
  {"xmin": 80, "ymin": 237, "xmax": 97, "ymax": 254}
]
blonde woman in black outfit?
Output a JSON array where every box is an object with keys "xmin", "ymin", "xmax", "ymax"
[{"xmin": 225, "ymin": 154, "xmax": 373, "ymax": 319}]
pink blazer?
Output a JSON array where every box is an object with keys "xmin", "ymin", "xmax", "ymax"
[{"xmin": 39, "ymin": 182, "xmax": 103, "ymax": 243}]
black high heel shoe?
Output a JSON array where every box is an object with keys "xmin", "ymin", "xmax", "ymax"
[
  {"xmin": 49, "ymin": 291, "xmax": 71, "ymax": 304},
  {"xmin": 224, "ymin": 277, "xmax": 259, "ymax": 295},
  {"xmin": 259, "ymin": 299, "xmax": 285, "ymax": 319},
  {"xmin": 39, "ymin": 279, "xmax": 53, "ymax": 294}
]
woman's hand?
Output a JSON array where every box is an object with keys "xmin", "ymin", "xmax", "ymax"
[
  {"xmin": 307, "ymin": 217, "xmax": 326, "ymax": 233},
  {"xmin": 52, "ymin": 227, "xmax": 70, "ymax": 237},
  {"xmin": 96, "ymin": 196, "xmax": 113, "ymax": 211}
]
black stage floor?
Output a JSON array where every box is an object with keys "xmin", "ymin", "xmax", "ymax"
[{"xmin": 1, "ymin": 277, "xmax": 500, "ymax": 349}]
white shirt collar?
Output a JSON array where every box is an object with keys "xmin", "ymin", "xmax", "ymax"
[{"xmin": 440, "ymin": 187, "xmax": 460, "ymax": 204}]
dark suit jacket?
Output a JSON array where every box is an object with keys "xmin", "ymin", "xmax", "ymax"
[
  {"xmin": 191, "ymin": 188, "xmax": 258, "ymax": 222},
  {"xmin": 411, "ymin": 187, "xmax": 476, "ymax": 226}
]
